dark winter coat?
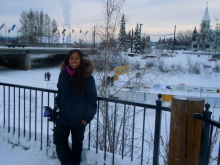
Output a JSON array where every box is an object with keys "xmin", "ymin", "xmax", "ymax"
[
  {"xmin": 54, "ymin": 59, "xmax": 97, "ymax": 127},
  {"xmin": 47, "ymin": 72, "xmax": 51, "ymax": 78}
]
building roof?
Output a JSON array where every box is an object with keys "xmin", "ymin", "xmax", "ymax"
[{"xmin": 202, "ymin": 4, "xmax": 211, "ymax": 22}]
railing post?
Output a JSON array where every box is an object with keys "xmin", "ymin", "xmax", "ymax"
[
  {"xmin": 168, "ymin": 96, "xmax": 205, "ymax": 165},
  {"xmin": 88, "ymin": 121, "xmax": 91, "ymax": 150},
  {"xmin": 199, "ymin": 103, "xmax": 212, "ymax": 165},
  {"xmin": 153, "ymin": 94, "xmax": 162, "ymax": 165},
  {"xmin": 218, "ymin": 141, "xmax": 220, "ymax": 165}
]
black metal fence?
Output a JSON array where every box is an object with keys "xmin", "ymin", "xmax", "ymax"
[
  {"xmin": 0, "ymin": 82, "xmax": 171, "ymax": 164},
  {"xmin": 192, "ymin": 104, "xmax": 220, "ymax": 165}
]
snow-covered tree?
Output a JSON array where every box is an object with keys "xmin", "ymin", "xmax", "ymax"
[
  {"xmin": 141, "ymin": 35, "xmax": 147, "ymax": 52},
  {"xmin": 132, "ymin": 23, "xmax": 142, "ymax": 54},
  {"xmin": 192, "ymin": 27, "xmax": 198, "ymax": 41},
  {"xmin": 158, "ymin": 37, "xmax": 162, "ymax": 44},
  {"xmin": 210, "ymin": 30, "xmax": 220, "ymax": 52},
  {"xmin": 211, "ymin": 17, "xmax": 220, "ymax": 52},
  {"xmin": 126, "ymin": 30, "xmax": 132, "ymax": 41},
  {"xmin": 118, "ymin": 14, "xmax": 127, "ymax": 51}
]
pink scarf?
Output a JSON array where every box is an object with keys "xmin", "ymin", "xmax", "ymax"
[{"xmin": 66, "ymin": 65, "xmax": 76, "ymax": 77}]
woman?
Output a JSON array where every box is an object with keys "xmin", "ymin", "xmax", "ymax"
[{"xmin": 53, "ymin": 49, "xmax": 97, "ymax": 165}]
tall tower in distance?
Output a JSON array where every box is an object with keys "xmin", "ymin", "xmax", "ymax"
[{"xmin": 201, "ymin": 2, "xmax": 211, "ymax": 32}]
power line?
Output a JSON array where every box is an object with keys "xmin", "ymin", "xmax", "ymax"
[{"xmin": 149, "ymin": 33, "xmax": 173, "ymax": 36}]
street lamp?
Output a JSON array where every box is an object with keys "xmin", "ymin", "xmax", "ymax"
[{"xmin": 63, "ymin": 24, "xmax": 67, "ymax": 45}]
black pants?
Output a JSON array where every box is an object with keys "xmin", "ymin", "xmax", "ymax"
[{"xmin": 54, "ymin": 123, "xmax": 85, "ymax": 165}]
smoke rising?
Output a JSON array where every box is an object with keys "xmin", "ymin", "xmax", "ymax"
[{"xmin": 59, "ymin": 0, "xmax": 72, "ymax": 29}]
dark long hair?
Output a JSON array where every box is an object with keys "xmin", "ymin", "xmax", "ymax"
[{"xmin": 62, "ymin": 49, "xmax": 85, "ymax": 93}]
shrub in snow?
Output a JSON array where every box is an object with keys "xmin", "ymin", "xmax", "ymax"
[
  {"xmin": 187, "ymin": 56, "xmax": 201, "ymax": 74},
  {"xmin": 190, "ymin": 61, "xmax": 201, "ymax": 74},
  {"xmin": 156, "ymin": 58, "xmax": 169, "ymax": 73},
  {"xmin": 161, "ymin": 53, "xmax": 169, "ymax": 57},
  {"xmin": 145, "ymin": 47, "xmax": 153, "ymax": 55},
  {"xmin": 170, "ymin": 63, "xmax": 184, "ymax": 73},
  {"xmin": 212, "ymin": 63, "xmax": 220, "ymax": 73},
  {"xmin": 145, "ymin": 60, "xmax": 154, "ymax": 69},
  {"xmin": 131, "ymin": 61, "xmax": 141, "ymax": 70}
]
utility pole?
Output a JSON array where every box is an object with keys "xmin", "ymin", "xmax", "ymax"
[
  {"xmin": 172, "ymin": 25, "xmax": 176, "ymax": 52},
  {"xmin": 48, "ymin": 24, "xmax": 50, "ymax": 48},
  {"xmin": 139, "ymin": 23, "xmax": 143, "ymax": 37},
  {"xmin": 164, "ymin": 35, "xmax": 165, "ymax": 48},
  {"xmin": 93, "ymin": 26, "xmax": 95, "ymax": 48},
  {"xmin": 131, "ymin": 28, "xmax": 133, "ymax": 53},
  {"xmin": 5, "ymin": 24, "xmax": 7, "ymax": 43}
]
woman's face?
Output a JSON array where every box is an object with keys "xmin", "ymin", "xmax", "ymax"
[{"xmin": 69, "ymin": 52, "xmax": 80, "ymax": 69}]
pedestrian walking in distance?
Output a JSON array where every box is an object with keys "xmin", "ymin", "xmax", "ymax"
[
  {"xmin": 45, "ymin": 72, "xmax": 47, "ymax": 81},
  {"xmin": 47, "ymin": 72, "xmax": 51, "ymax": 81},
  {"xmin": 53, "ymin": 49, "xmax": 97, "ymax": 165}
]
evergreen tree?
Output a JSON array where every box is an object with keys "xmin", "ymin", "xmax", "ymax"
[
  {"xmin": 132, "ymin": 23, "xmax": 142, "ymax": 54},
  {"xmin": 118, "ymin": 14, "xmax": 127, "ymax": 51},
  {"xmin": 141, "ymin": 36, "xmax": 147, "ymax": 52},
  {"xmin": 126, "ymin": 30, "xmax": 132, "ymax": 41},
  {"xmin": 192, "ymin": 27, "xmax": 198, "ymax": 41},
  {"xmin": 157, "ymin": 37, "xmax": 162, "ymax": 46}
]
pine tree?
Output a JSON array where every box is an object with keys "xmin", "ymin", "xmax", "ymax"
[
  {"xmin": 118, "ymin": 14, "xmax": 127, "ymax": 51},
  {"xmin": 157, "ymin": 37, "xmax": 162, "ymax": 45},
  {"xmin": 126, "ymin": 30, "xmax": 132, "ymax": 41},
  {"xmin": 141, "ymin": 36, "xmax": 146, "ymax": 52},
  {"xmin": 192, "ymin": 27, "xmax": 198, "ymax": 41},
  {"xmin": 132, "ymin": 23, "xmax": 142, "ymax": 54}
]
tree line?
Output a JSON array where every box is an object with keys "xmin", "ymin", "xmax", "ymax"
[{"xmin": 18, "ymin": 9, "xmax": 59, "ymax": 45}]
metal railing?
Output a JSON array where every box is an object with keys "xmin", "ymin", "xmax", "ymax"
[
  {"xmin": 192, "ymin": 103, "xmax": 220, "ymax": 165},
  {"xmin": 0, "ymin": 82, "xmax": 170, "ymax": 165}
]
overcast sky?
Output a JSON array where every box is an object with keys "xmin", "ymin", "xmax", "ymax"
[{"xmin": 0, "ymin": 0, "xmax": 219, "ymax": 41}]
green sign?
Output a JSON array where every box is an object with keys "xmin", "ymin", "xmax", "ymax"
[{"xmin": 135, "ymin": 72, "xmax": 141, "ymax": 78}]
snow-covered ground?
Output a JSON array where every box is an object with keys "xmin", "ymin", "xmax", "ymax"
[{"xmin": 0, "ymin": 49, "xmax": 220, "ymax": 164}]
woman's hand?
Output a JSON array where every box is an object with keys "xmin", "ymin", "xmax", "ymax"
[{"xmin": 82, "ymin": 119, "xmax": 87, "ymax": 125}]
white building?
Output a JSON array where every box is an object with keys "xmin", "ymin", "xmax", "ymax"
[{"xmin": 191, "ymin": 3, "xmax": 220, "ymax": 53}]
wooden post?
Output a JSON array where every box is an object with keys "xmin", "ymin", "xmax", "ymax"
[{"xmin": 168, "ymin": 96, "xmax": 205, "ymax": 165}]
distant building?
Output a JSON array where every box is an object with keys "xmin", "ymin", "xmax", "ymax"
[
  {"xmin": 191, "ymin": 3, "xmax": 220, "ymax": 53},
  {"xmin": 0, "ymin": 37, "xmax": 17, "ymax": 43}
]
